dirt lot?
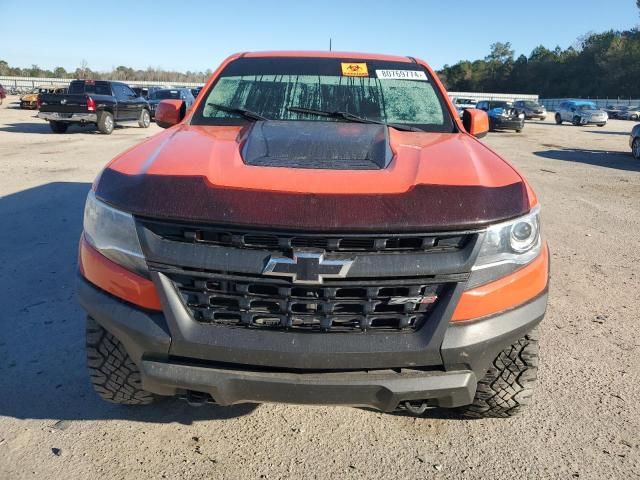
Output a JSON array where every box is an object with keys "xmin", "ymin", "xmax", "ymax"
[{"xmin": 0, "ymin": 95, "xmax": 639, "ymax": 479}]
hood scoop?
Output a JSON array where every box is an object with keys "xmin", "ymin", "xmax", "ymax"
[{"xmin": 241, "ymin": 120, "xmax": 393, "ymax": 170}]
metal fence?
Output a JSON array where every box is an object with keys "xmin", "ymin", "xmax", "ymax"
[
  {"xmin": 0, "ymin": 76, "xmax": 204, "ymax": 94},
  {"xmin": 540, "ymin": 98, "xmax": 640, "ymax": 111},
  {"xmin": 448, "ymin": 91, "xmax": 538, "ymax": 102}
]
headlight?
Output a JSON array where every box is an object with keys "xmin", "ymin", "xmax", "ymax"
[
  {"xmin": 83, "ymin": 191, "xmax": 147, "ymax": 276},
  {"xmin": 467, "ymin": 207, "xmax": 541, "ymax": 288},
  {"xmin": 518, "ymin": 113, "xmax": 525, "ymax": 119}
]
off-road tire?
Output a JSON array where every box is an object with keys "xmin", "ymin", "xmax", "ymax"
[
  {"xmin": 49, "ymin": 121, "xmax": 68, "ymax": 133},
  {"xmin": 460, "ymin": 327, "xmax": 539, "ymax": 418},
  {"xmin": 138, "ymin": 108, "xmax": 151, "ymax": 128},
  {"xmin": 554, "ymin": 113, "xmax": 562, "ymax": 124},
  {"xmin": 97, "ymin": 111, "xmax": 115, "ymax": 134},
  {"xmin": 86, "ymin": 317, "xmax": 155, "ymax": 405}
]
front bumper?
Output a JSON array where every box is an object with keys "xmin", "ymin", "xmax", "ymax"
[
  {"xmin": 525, "ymin": 111, "xmax": 546, "ymax": 119},
  {"xmin": 37, "ymin": 112, "xmax": 98, "ymax": 123},
  {"xmin": 78, "ymin": 278, "xmax": 547, "ymax": 411},
  {"xmin": 489, "ymin": 117, "xmax": 525, "ymax": 130},
  {"xmin": 578, "ymin": 115, "xmax": 608, "ymax": 125}
]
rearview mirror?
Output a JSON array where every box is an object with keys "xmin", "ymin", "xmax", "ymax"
[
  {"xmin": 156, "ymin": 99, "xmax": 185, "ymax": 128},
  {"xmin": 462, "ymin": 109, "xmax": 489, "ymax": 138}
]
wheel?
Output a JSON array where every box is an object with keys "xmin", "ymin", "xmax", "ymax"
[
  {"xmin": 49, "ymin": 121, "xmax": 68, "ymax": 134},
  {"xmin": 516, "ymin": 129, "xmax": 522, "ymax": 133},
  {"xmin": 597, "ymin": 123, "xmax": 606, "ymax": 127},
  {"xmin": 20, "ymin": 101, "xmax": 27, "ymax": 109},
  {"xmin": 97, "ymin": 111, "xmax": 115, "ymax": 134},
  {"xmin": 632, "ymin": 138, "xmax": 640, "ymax": 159},
  {"xmin": 138, "ymin": 109, "xmax": 151, "ymax": 128},
  {"xmin": 632, "ymin": 114, "xmax": 638, "ymax": 121},
  {"xmin": 86, "ymin": 317, "xmax": 155, "ymax": 405},
  {"xmin": 555, "ymin": 113, "xmax": 562, "ymax": 125},
  {"xmin": 572, "ymin": 116, "xmax": 581, "ymax": 126},
  {"xmin": 459, "ymin": 328, "xmax": 539, "ymax": 418}
]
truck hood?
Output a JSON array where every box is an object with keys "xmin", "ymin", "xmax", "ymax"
[{"xmin": 96, "ymin": 123, "xmax": 530, "ymax": 231}]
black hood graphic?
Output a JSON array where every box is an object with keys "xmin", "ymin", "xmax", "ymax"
[{"xmin": 241, "ymin": 120, "xmax": 393, "ymax": 170}]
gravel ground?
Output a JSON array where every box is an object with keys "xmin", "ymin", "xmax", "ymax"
[{"xmin": 0, "ymin": 96, "xmax": 639, "ymax": 479}]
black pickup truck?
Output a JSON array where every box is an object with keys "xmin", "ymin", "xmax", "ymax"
[{"xmin": 37, "ymin": 80, "xmax": 151, "ymax": 134}]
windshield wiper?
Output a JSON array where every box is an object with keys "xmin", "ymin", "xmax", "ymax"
[
  {"xmin": 287, "ymin": 106, "xmax": 424, "ymax": 132},
  {"xmin": 208, "ymin": 103, "xmax": 268, "ymax": 121}
]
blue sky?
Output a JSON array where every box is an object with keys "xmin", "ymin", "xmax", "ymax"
[{"xmin": 1, "ymin": 0, "xmax": 637, "ymax": 72}]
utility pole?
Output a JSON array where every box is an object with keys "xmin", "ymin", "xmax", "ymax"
[{"xmin": 329, "ymin": 38, "xmax": 332, "ymax": 51}]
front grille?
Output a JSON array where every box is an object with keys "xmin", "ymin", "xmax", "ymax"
[
  {"xmin": 169, "ymin": 272, "xmax": 450, "ymax": 333},
  {"xmin": 141, "ymin": 219, "xmax": 470, "ymax": 253}
]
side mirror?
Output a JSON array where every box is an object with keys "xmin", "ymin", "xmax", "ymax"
[
  {"xmin": 463, "ymin": 108, "xmax": 489, "ymax": 138},
  {"xmin": 155, "ymin": 99, "xmax": 185, "ymax": 128}
]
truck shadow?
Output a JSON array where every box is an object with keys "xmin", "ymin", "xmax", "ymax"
[
  {"xmin": 0, "ymin": 182, "xmax": 256, "ymax": 424},
  {"xmin": 0, "ymin": 122, "xmax": 101, "ymax": 134},
  {"xmin": 533, "ymin": 148, "xmax": 640, "ymax": 172}
]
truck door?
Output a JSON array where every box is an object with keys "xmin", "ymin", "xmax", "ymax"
[
  {"xmin": 122, "ymin": 84, "xmax": 143, "ymax": 120},
  {"xmin": 113, "ymin": 84, "xmax": 137, "ymax": 120}
]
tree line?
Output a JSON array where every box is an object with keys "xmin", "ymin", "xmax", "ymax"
[
  {"xmin": 438, "ymin": 28, "xmax": 640, "ymax": 98},
  {"xmin": 0, "ymin": 60, "xmax": 211, "ymax": 84},
  {"xmin": 2, "ymin": 25, "xmax": 640, "ymax": 96}
]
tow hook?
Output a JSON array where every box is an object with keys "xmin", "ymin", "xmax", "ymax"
[
  {"xmin": 403, "ymin": 400, "xmax": 429, "ymax": 416},
  {"xmin": 185, "ymin": 390, "xmax": 210, "ymax": 407}
]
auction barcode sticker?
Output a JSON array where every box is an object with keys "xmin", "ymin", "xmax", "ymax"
[{"xmin": 375, "ymin": 70, "xmax": 428, "ymax": 81}]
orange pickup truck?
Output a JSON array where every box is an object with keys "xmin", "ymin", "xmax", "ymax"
[{"xmin": 78, "ymin": 51, "xmax": 548, "ymax": 418}]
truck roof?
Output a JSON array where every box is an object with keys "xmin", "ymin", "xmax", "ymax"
[{"xmin": 240, "ymin": 50, "xmax": 414, "ymax": 63}]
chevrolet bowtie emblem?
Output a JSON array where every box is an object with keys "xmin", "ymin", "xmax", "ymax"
[{"xmin": 263, "ymin": 252, "xmax": 354, "ymax": 284}]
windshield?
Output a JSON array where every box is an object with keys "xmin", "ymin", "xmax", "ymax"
[
  {"xmin": 576, "ymin": 103, "xmax": 597, "ymax": 110},
  {"xmin": 490, "ymin": 101, "xmax": 513, "ymax": 109},
  {"xmin": 522, "ymin": 101, "xmax": 539, "ymax": 107},
  {"xmin": 191, "ymin": 57, "xmax": 454, "ymax": 132},
  {"xmin": 150, "ymin": 90, "xmax": 181, "ymax": 100}
]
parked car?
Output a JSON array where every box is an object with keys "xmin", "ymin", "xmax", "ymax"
[
  {"xmin": 513, "ymin": 100, "xmax": 546, "ymax": 120},
  {"xmin": 554, "ymin": 100, "xmax": 607, "ymax": 126},
  {"xmin": 630, "ymin": 123, "xmax": 640, "ymax": 159},
  {"xmin": 0, "ymin": 83, "xmax": 6, "ymax": 104},
  {"xmin": 452, "ymin": 97, "xmax": 477, "ymax": 109},
  {"xmin": 77, "ymin": 51, "xmax": 549, "ymax": 419},
  {"xmin": 617, "ymin": 106, "xmax": 640, "ymax": 121},
  {"xmin": 131, "ymin": 86, "xmax": 162, "ymax": 100},
  {"xmin": 20, "ymin": 85, "xmax": 67, "ymax": 109},
  {"xmin": 147, "ymin": 88, "xmax": 195, "ymax": 118},
  {"xmin": 604, "ymin": 104, "xmax": 625, "ymax": 119},
  {"xmin": 476, "ymin": 100, "xmax": 525, "ymax": 132},
  {"xmin": 37, "ymin": 80, "xmax": 151, "ymax": 134}
]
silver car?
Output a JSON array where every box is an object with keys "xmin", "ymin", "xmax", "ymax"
[
  {"xmin": 514, "ymin": 100, "xmax": 546, "ymax": 120},
  {"xmin": 554, "ymin": 100, "xmax": 608, "ymax": 126}
]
